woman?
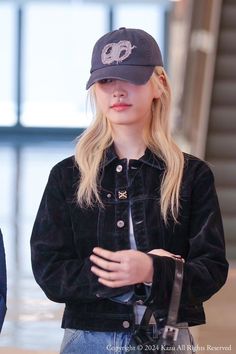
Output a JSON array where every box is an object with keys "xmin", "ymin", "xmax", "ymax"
[
  {"xmin": 0, "ymin": 228, "xmax": 7, "ymax": 332},
  {"xmin": 31, "ymin": 28, "xmax": 228, "ymax": 353}
]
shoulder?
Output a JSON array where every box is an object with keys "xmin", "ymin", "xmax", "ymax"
[
  {"xmin": 183, "ymin": 152, "xmax": 213, "ymax": 176},
  {"xmin": 50, "ymin": 155, "xmax": 77, "ymax": 175},
  {"xmin": 48, "ymin": 155, "xmax": 80, "ymax": 187},
  {"xmin": 182, "ymin": 153, "xmax": 215, "ymax": 192},
  {"xmin": 52, "ymin": 155, "xmax": 76, "ymax": 170}
]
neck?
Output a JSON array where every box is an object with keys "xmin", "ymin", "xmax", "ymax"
[{"xmin": 112, "ymin": 125, "xmax": 146, "ymax": 160}]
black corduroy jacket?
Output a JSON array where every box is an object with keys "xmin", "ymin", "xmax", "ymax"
[{"xmin": 30, "ymin": 147, "xmax": 228, "ymax": 331}]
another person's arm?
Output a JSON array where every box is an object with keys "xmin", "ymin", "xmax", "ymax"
[{"xmin": 0, "ymin": 229, "xmax": 7, "ymax": 332}]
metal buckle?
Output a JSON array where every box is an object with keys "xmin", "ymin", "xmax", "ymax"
[{"xmin": 162, "ymin": 325, "xmax": 179, "ymax": 342}]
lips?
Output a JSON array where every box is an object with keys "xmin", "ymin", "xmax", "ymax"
[{"xmin": 110, "ymin": 103, "xmax": 132, "ymax": 111}]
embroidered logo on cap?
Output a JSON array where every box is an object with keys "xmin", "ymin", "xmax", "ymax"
[{"xmin": 101, "ymin": 40, "xmax": 136, "ymax": 65}]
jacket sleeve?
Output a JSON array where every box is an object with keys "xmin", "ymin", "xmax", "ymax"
[
  {"xmin": 146, "ymin": 162, "xmax": 229, "ymax": 308},
  {"xmin": 30, "ymin": 165, "xmax": 102, "ymax": 303},
  {"xmin": 0, "ymin": 229, "xmax": 7, "ymax": 332}
]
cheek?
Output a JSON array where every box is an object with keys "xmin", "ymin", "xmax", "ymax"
[
  {"xmin": 96, "ymin": 95, "xmax": 109, "ymax": 113},
  {"xmin": 135, "ymin": 92, "xmax": 154, "ymax": 112}
]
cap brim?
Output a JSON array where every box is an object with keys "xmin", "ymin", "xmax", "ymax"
[{"xmin": 86, "ymin": 65, "xmax": 155, "ymax": 90}]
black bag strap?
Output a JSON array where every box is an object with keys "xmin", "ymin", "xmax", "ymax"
[
  {"xmin": 166, "ymin": 258, "xmax": 184, "ymax": 326},
  {"xmin": 137, "ymin": 258, "xmax": 184, "ymax": 329}
]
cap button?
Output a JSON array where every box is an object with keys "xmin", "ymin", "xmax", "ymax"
[{"xmin": 119, "ymin": 27, "xmax": 126, "ymax": 30}]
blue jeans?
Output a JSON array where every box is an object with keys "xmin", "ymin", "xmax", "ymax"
[
  {"xmin": 60, "ymin": 329, "xmax": 139, "ymax": 354},
  {"xmin": 60, "ymin": 325, "xmax": 195, "ymax": 354}
]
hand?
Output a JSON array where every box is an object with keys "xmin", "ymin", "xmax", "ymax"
[{"xmin": 90, "ymin": 247, "xmax": 153, "ymax": 288}]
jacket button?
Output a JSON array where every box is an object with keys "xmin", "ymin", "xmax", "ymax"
[
  {"xmin": 116, "ymin": 165, "xmax": 123, "ymax": 173},
  {"xmin": 107, "ymin": 193, "xmax": 112, "ymax": 198},
  {"xmin": 117, "ymin": 220, "xmax": 125, "ymax": 228},
  {"xmin": 96, "ymin": 293, "xmax": 100, "ymax": 297},
  {"xmin": 122, "ymin": 320, "xmax": 130, "ymax": 328}
]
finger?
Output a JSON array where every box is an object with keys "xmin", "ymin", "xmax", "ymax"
[
  {"xmin": 148, "ymin": 250, "xmax": 173, "ymax": 256},
  {"xmin": 148, "ymin": 249, "xmax": 181, "ymax": 258},
  {"xmin": 91, "ymin": 265, "xmax": 123, "ymax": 281},
  {"xmin": 92, "ymin": 247, "xmax": 121, "ymax": 263},
  {"xmin": 174, "ymin": 255, "xmax": 185, "ymax": 262},
  {"xmin": 90, "ymin": 254, "xmax": 121, "ymax": 271}
]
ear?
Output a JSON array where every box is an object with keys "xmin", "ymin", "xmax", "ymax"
[
  {"xmin": 158, "ymin": 74, "xmax": 166, "ymax": 86},
  {"xmin": 153, "ymin": 74, "xmax": 165, "ymax": 99}
]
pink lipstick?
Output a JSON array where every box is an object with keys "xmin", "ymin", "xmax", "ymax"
[{"xmin": 110, "ymin": 103, "xmax": 132, "ymax": 111}]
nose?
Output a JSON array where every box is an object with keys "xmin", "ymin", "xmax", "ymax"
[{"xmin": 112, "ymin": 80, "xmax": 127, "ymax": 98}]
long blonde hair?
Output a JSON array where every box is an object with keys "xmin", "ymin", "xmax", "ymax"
[{"xmin": 75, "ymin": 67, "xmax": 184, "ymax": 223}]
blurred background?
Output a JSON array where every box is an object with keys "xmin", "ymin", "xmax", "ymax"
[{"xmin": 0, "ymin": 0, "xmax": 235, "ymax": 353}]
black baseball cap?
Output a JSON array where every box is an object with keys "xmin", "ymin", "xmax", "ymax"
[{"xmin": 86, "ymin": 27, "xmax": 163, "ymax": 90}]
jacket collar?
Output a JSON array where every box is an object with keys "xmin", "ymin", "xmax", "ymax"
[{"xmin": 103, "ymin": 144, "xmax": 165, "ymax": 170}]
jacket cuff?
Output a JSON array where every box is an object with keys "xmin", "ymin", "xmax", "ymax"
[{"xmin": 144, "ymin": 255, "xmax": 176, "ymax": 306}]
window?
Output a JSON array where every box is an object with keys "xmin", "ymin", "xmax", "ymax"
[
  {"xmin": 0, "ymin": 3, "xmax": 16, "ymax": 126},
  {"xmin": 0, "ymin": 1, "xmax": 167, "ymax": 131},
  {"xmin": 114, "ymin": 3, "xmax": 164, "ymax": 55},
  {"xmin": 19, "ymin": 144, "xmax": 73, "ymax": 276},
  {"xmin": 22, "ymin": 3, "xmax": 107, "ymax": 128}
]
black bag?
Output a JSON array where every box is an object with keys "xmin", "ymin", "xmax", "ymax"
[{"xmin": 131, "ymin": 259, "xmax": 194, "ymax": 354}]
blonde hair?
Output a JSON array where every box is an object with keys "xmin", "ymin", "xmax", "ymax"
[{"xmin": 75, "ymin": 67, "xmax": 184, "ymax": 223}]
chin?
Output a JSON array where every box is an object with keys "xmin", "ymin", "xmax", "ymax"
[{"xmin": 107, "ymin": 116, "xmax": 138, "ymax": 126}]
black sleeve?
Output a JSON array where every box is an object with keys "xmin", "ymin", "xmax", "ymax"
[
  {"xmin": 145, "ymin": 163, "xmax": 229, "ymax": 307},
  {"xmin": 30, "ymin": 165, "xmax": 101, "ymax": 303}
]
